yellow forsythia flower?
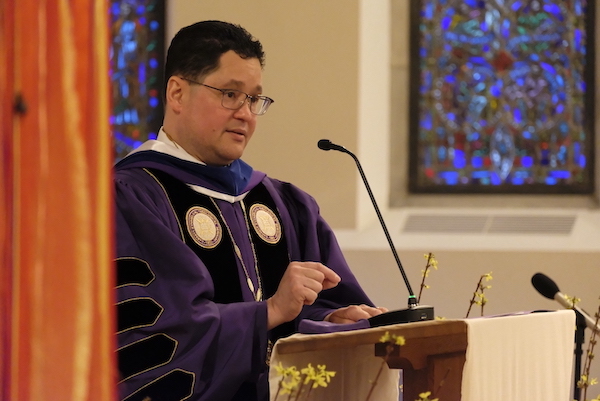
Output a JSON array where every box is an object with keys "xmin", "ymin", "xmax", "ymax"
[
  {"xmin": 379, "ymin": 331, "xmax": 392, "ymax": 343},
  {"xmin": 379, "ymin": 331, "xmax": 406, "ymax": 346},
  {"xmin": 417, "ymin": 390, "xmax": 439, "ymax": 401},
  {"xmin": 395, "ymin": 335, "xmax": 406, "ymax": 346},
  {"xmin": 280, "ymin": 380, "xmax": 297, "ymax": 395},
  {"xmin": 274, "ymin": 361, "xmax": 286, "ymax": 376}
]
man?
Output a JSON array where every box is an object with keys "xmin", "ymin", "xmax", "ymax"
[{"xmin": 114, "ymin": 20, "xmax": 385, "ymax": 401}]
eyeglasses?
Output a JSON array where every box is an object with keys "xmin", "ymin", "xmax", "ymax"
[{"xmin": 180, "ymin": 77, "xmax": 274, "ymax": 116}]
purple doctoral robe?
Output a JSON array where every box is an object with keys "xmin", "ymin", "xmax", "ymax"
[{"xmin": 114, "ymin": 149, "xmax": 373, "ymax": 401}]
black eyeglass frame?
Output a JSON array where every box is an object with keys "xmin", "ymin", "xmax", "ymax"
[{"xmin": 180, "ymin": 77, "xmax": 274, "ymax": 115}]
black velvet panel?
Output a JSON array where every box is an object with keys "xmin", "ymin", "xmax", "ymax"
[
  {"xmin": 148, "ymin": 169, "xmax": 243, "ymax": 304},
  {"xmin": 122, "ymin": 369, "xmax": 194, "ymax": 401},
  {"xmin": 243, "ymin": 185, "xmax": 295, "ymax": 341},
  {"xmin": 243, "ymin": 184, "xmax": 290, "ymax": 299},
  {"xmin": 116, "ymin": 258, "xmax": 154, "ymax": 287},
  {"xmin": 118, "ymin": 334, "xmax": 177, "ymax": 381},
  {"xmin": 117, "ymin": 298, "xmax": 162, "ymax": 333}
]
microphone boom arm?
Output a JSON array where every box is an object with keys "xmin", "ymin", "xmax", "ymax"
[
  {"xmin": 344, "ymin": 149, "xmax": 417, "ymax": 304},
  {"xmin": 319, "ymin": 140, "xmax": 417, "ymax": 306}
]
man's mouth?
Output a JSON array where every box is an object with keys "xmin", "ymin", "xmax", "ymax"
[{"xmin": 226, "ymin": 129, "xmax": 246, "ymax": 137}]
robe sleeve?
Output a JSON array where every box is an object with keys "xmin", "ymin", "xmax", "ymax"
[
  {"xmin": 264, "ymin": 178, "xmax": 375, "ymax": 323},
  {"xmin": 114, "ymin": 168, "xmax": 268, "ymax": 401}
]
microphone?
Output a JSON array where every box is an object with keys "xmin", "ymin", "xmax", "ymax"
[
  {"xmin": 317, "ymin": 139, "xmax": 346, "ymax": 152},
  {"xmin": 531, "ymin": 272, "xmax": 599, "ymax": 333},
  {"xmin": 318, "ymin": 139, "xmax": 434, "ymax": 326}
]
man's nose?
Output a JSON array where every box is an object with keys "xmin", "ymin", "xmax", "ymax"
[{"xmin": 233, "ymin": 99, "xmax": 255, "ymax": 120}]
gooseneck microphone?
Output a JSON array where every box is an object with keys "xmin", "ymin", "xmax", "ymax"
[
  {"xmin": 531, "ymin": 272, "xmax": 600, "ymax": 333},
  {"xmin": 531, "ymin": 272, "xmax": 598, "ymax": 401},
  {"xmin": 318, "ymin": 139, "xmax": 416, "ymax": 302},
  {"xmin": 317, "ymin": 139, "xmax": 347, "ymax": 153},
  {"xmin": 318, "ymin": 139, "xmax": 434, "ymax": 326}
]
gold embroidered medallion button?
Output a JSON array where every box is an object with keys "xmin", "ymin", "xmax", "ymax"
[
  {"xmin": 249, "ymin": 203, "xmax": 281, "ymax": 244},
  {"xmin": 186, "ymin": 207, "xmax": 222, "ymax": 249}
]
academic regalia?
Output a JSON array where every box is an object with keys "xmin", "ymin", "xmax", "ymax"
[{"xmin": 114, "ymin": 131, "xmax": 374, "ymax": 401}]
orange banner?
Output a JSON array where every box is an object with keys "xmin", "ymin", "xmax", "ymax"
[{"xmin": 1, "ymin": 0, "xmax": 116, "ymax": 400}]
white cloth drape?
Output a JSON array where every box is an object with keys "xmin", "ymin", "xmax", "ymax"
[{"xmin": 462, "ymin": 310, "xmax": 574, "ymax": 401}]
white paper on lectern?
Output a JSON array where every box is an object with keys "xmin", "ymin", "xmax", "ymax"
[{"xmin": 461, "ymin": 309, "xmax": 575, "ymax": 401}]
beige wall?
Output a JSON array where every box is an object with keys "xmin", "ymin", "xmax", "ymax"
[
  {"xmin": 168, "ymin": 1, "xmax": 600, "ymax": 389},
  {"xmin": 168, "ymin": 1, "xmax": 361, "ymax": 228},
  {"xmin": 346, "ymin": 249, "xmax": 600, "ymax": 318}
]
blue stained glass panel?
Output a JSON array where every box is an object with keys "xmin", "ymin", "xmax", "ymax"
[
  {"xmin": 110, "ymin": 0, "xmax": 165, "ymax": 162},
  {"xmin": 409, "ymin": 0, "xmax": 594, "ymax": 194}
]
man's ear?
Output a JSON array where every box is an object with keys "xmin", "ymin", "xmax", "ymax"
[{"xmin": 165, "ymin": 76, "xmax": 184, "ymax": 113}]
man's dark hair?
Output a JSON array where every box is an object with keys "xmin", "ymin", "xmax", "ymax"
[{"xmin": 164, "ymin": 21, "xmax": 265, "ymax": 94}]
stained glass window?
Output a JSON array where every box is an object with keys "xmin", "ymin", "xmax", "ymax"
[
  {"xmin": 409, "ymin": 0, "xmax": 595, "ymax": 194},
  {"xmin": 110, "ymin": 0, "xmax": 165, "ymax": 162}
]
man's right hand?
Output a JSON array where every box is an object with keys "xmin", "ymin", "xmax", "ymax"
[{"xmin": 266, "ymin": 261, "xmax": 340, "ymax": 330}]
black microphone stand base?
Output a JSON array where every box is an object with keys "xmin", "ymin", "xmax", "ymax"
[{"xmin": 368, "ymin": 305, "xmax": 434, "ymax": 328}]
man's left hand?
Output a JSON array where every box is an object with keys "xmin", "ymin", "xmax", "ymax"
[{"xmin": 324, "ymin": 304, "xmax": 388, "ymax": 324}]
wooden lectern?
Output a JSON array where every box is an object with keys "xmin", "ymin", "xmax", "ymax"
[
  {"xmin": 374, "ymin": 319, "xmax": 468, "ymax": 401},
  {"xmin": 269, "ymin": 310, "xmax": 574, "ymax": 401}
]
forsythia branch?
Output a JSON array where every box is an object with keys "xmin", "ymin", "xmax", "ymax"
[
  {"xmin": 465, "ymin": 272, "xmax": 493, "ymax": 318},
  {"xmin": 578, "ymin": 297, "xmax": 600, "ymax": 401},
  {"xmin": 418, "ymin": 253, "xmax": 438, "ymax": 304}
]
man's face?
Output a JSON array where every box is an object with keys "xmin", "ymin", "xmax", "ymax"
[{"xmin": 170, "ymin": 50, "xmax": 263, "ymax": 166}]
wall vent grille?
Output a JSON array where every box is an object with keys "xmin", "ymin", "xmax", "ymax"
[{"xmin": 402, "ymin": 214, "xmax": 576, "ymax": 235}]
